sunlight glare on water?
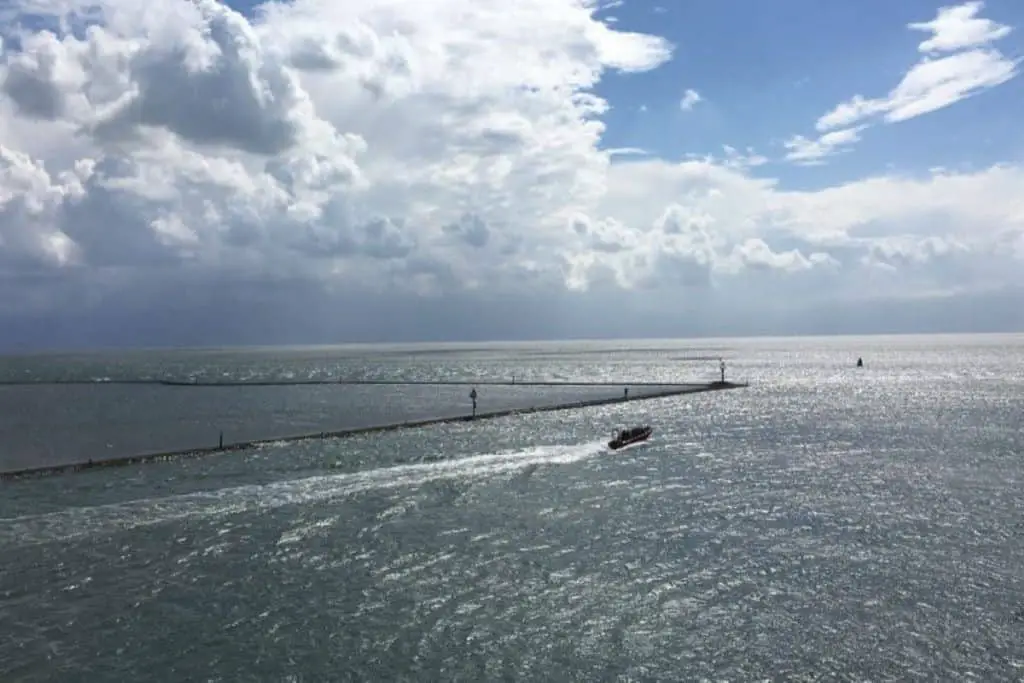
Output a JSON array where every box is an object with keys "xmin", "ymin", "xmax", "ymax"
[{"xmin": 1, "ymin": 334, "xmax": 1023, "ymax": 681}]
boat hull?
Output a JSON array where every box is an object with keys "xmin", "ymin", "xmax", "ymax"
[{"xmin": 607, "ymin": 427, "xmax": 653, "ymax": 450}]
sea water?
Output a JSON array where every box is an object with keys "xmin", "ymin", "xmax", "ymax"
[{"xmin": 1, "ymin": 334, "xmax": 1023, "ymax": 681}]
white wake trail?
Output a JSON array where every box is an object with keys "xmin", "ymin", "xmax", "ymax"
[{"xmin": 1, "ymin": 440, "xmax": 606, "ymax": 546}]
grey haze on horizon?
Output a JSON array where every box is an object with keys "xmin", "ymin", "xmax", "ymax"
[{"xmin": 2, "ymin": 279, "xmax": 1021, "ymax": 353}]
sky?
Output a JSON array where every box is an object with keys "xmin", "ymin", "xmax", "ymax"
[{"xmin": 0, "ymin": 0, "xmax": 1022, "ymax": 349}]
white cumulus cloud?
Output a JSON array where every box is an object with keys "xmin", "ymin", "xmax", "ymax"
[
  {"xmin": 783, "ymin": 127, "xmax": 864, "ymax": 165},
  {"xmin": 0, "ymin": 0, "xmax": 1021, "ymax": 346},
  {"xmin": 679, "ymin": 88, "xmax": 701, "ymax": 111},
  {"xmin": 910, "ymin": 0, "xmax": 1012, "ymax": 53},
  {"xmin": 784, "ymin": 1, "xmax": 1018, "ymax": 165},
  {"xmin": 816, "ymin": 1, "xmax": 1017, "ymax": 133}
]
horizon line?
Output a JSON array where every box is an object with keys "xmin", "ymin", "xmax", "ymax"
[{"xmin": 1, "ymin": 330, "xmax": 1022, "ymax": 357}]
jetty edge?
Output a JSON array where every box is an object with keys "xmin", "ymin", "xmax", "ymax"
[{"xmin": 0, "ymin": 380, "xmax": 748, "ymax": 480}]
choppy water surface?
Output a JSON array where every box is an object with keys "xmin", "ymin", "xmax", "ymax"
[{"xmin": 2, "ymin": 334, "xmax": 1024, "ymax": 681}]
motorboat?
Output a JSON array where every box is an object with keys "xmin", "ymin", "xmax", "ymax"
[{"xmin": 608, "ymin": 425, "xmax": 653, "ymax": 450}]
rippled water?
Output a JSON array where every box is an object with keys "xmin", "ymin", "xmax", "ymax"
[
  {"xmin": 0, "ymin": 339, "xmax": 725, "ymax": 471},
  {"xmin": 2, "ymin": 334, "xmax": 1024, "ymax": 681}
]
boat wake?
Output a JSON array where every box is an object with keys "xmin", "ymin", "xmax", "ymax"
[{"xmin": 0, "ymin": 440, "xmax": 606, "ymax": 547}]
